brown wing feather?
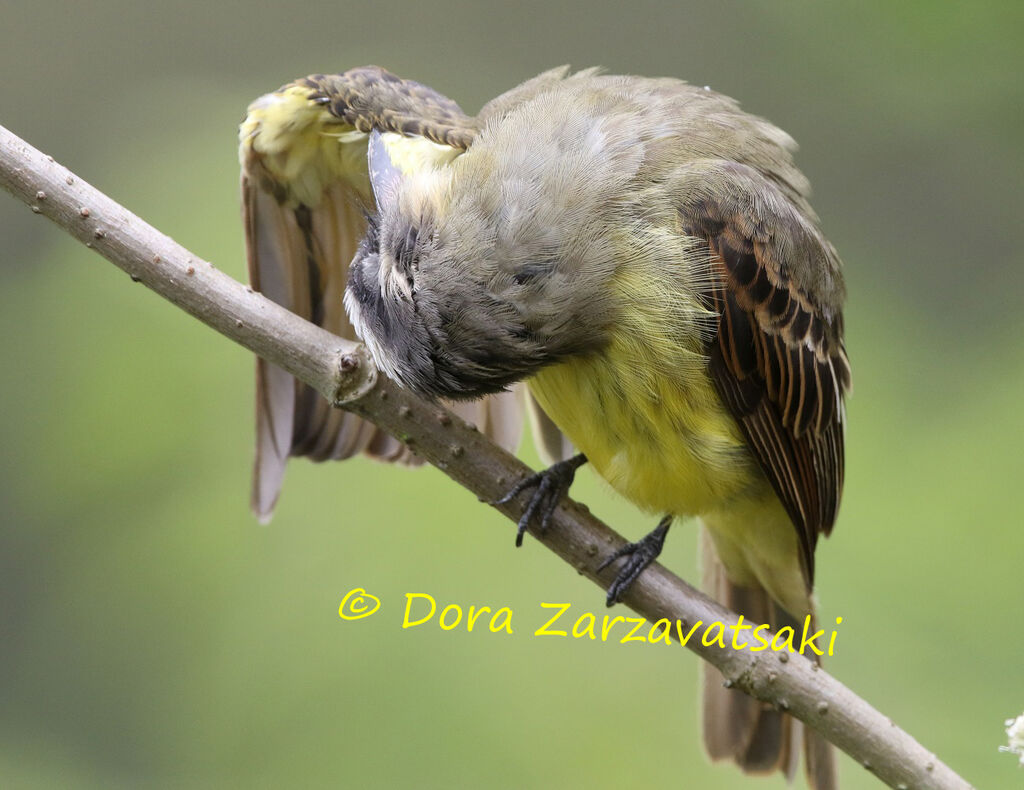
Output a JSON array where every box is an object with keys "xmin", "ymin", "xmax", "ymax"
[
  {"xmin": 679, "ymin": 160, "xmax": 850, "ymax": 584},
  {"xmin": 241, "ymin": 67, "xmax": 516, "ymax": 521},
  {"xmin": 243, "ymin": 163, "xmax": 410, "ymax": 521}
]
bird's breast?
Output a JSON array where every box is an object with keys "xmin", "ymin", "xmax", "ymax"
[{"xmin": 526, "ymin": 270, "xmax": 762, "ymax": 518}]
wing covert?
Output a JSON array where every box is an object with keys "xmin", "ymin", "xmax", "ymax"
[{"xmin": 676, "ymin": 159, "xmax": 851, "ymax": 583}]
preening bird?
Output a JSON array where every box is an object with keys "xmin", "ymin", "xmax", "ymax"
[{"xmin": 239, "ymin": 65, "xmax": 850, "ymax": 790}]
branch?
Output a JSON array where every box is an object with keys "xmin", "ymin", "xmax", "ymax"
[{"xmin": 0, "ymin": 123, "xmax": 974, "ymax": 790}]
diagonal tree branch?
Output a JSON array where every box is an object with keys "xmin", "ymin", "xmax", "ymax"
[{"xmin": 0, "ymin": 123, "xmax": 974, "ymax": 790}]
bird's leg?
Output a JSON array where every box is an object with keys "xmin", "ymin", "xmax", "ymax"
[
  {"xmin": 493, "ymin": 454, "xmax": 587, "ymax": 547},
  {"xmin": 597, "ymin": 516, "xmax": 672, "ymax": 606}
]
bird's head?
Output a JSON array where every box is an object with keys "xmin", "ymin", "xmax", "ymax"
[{"xmin": 345, "ymin": 127, "xmax": 623, "ymax": 400}]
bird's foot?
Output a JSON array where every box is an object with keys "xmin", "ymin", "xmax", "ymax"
[
  {"xmin": 597, "ymin": 516, "xmax": 672, "ymax": 606},
  {"xmin": 493, "ymin": 454, "xmax": 587, "ymax": 547}
]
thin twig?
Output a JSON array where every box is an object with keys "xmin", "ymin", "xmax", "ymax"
[{"xmin": 0, "ymin": 123, "xmax": 974, "ymax": 790}]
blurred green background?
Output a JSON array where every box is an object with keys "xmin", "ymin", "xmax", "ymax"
[{"xmin": 2, "ymin": 2, "xmax": 1022, "ymax": 788}]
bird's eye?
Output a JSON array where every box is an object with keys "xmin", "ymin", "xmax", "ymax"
[{"xmin": 513, "ymin": 261, "xmax": 554, "ymax": 285}]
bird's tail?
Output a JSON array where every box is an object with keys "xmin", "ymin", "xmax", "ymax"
[{"xmin": 700, "ymin": 529, "xmax": 837, "ymax": 790}]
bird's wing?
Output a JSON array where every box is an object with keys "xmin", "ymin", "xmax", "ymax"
[
  {"xmin": 677, "ymin": 159, "xmax": 851, "ymax": 584},
  {"xmin": 240, "ymin": 67, "xmax": 521, "ymax": 521}
]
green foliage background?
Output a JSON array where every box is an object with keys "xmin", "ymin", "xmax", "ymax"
[{"xmin": 2, "ymin": 2, "xmax": 1022, "ymax": 788}]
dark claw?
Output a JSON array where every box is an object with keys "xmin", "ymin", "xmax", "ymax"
[
  {"xmin": 493, "ymin": 454, "xmax": 587, "ymax": 547},
  {"xmin": 597, "ymin": 516, "xmax": 672, "ymax": 606}
]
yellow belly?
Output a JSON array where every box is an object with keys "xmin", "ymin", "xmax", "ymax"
[
  {"xmin": 527, "ymin": 340, "xmax": 760, "ymax": 518},
  {"xmin": 523, "ymin": 248, "xmax": 809, "ymax": 609}
]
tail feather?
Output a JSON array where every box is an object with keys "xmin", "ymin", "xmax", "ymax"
[
  {"xmin": 804, "ymin": 725, "xmax": 838, "ymax": 790},
  {"xmin": 700, "ymin": 528, "xmax": 837, "ymax": 790}
]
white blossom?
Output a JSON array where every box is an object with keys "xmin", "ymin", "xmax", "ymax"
[{"xmin": 1002, "ymin": 713, "xmax": 1024, "ymax": 766}]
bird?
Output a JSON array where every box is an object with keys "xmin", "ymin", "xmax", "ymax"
[{"xmin": 239, "ymin": 65, "xmax": 850, "ymax": 790}]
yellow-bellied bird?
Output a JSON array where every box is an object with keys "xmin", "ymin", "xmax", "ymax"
[{"xmin": 240, "ymin": 66, "xmax": 850, "ymax": 790}]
